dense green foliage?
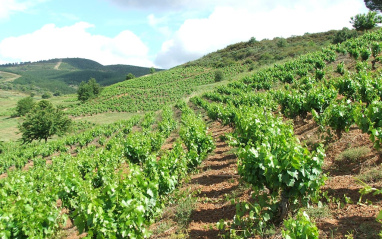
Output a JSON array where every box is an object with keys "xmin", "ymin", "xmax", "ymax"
[
  {"xmin": 332, "ymin": 27, "xmax": 358, "ymax": 44},
  {"xmin": 364, "ymin": 0, "xmax": 382, "ymax": 12},
  {"xmin": 350, "ymin": 11, "xmax": 382, "ymax": 31},
  {"xmin": 0, "ymin": 58, "xmax": 161, "ymax": 94},
  {"xmin": 282, "ymin": 211, "xmax": 320, "ymax": 239},
  {"xmin": 14, "ymin": 96, "xmax": 35, "ymax": 117},
  {"xmin": 19, "ymin": 100, "xmax": 72, "ymax": 143},
  {"xmin": 77, "ymin": 78, "xmax": 101, "ymax": 102},
  {"xmin": 41, "ymin": 92, "xmax": 52, "ymax": 99},
  {"xmin": 126, "ymin": 73, "xmax": 136, "ymax": 80},
  {"xmin": 214, "ymin": 70, "xmax": 224, "ymax": 82}
]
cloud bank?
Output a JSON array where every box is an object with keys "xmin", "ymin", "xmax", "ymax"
[
  {"xmin": 0, "ymin": 0, "xmax": 46, "ymax": 20},
  {"xmin": 0, "ymin": 22, "xmax": 154, "ymax": 66},
  {"xmin": 154, "ymin": 0, "xmax": 368, "ymax": 68}
]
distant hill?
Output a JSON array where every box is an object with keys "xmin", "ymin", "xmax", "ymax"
[
  {"xmin": 0, "ymin": 58, "xmax": 162, "ymax": 94},
  {"xmin": 184, "ymin": 29, "xmax": 361, "ymax": 68},
  {"xmin": 68, "ymin": 28, "xmax": 361, "ymax": 115}
]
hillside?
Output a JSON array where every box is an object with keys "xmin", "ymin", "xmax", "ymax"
[
  {"xmin": 0, "ymin": 58, "xmax": 161, "ymax": 94},
  {"xmin": 68, "ymin": 29, "xmax": 356, "ymax": 116},
  {"xmin": 1, "ymin": 27, "xmax": 382, "ymax": 239}
]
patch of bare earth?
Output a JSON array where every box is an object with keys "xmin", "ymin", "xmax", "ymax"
[
  {"xmin": 151, "ymin": 120, "xmax": 252, "ymax": 238},
  {"xmin": 293, "ymin": 114, "xmax": 382, "ymax": 239}
]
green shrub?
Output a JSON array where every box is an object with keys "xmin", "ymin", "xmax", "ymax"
[
  {"xmin": 282, "ymin": 210, "xmax": 319, "ymax": 239},
  {"xmin": 336, "ymin": 61, "xmax": 345, "ymax": 75},
  {"xmin": 336, "ymin": 146, "xmax": 371, "ymax": 162},
  {"xmin": 214, "ymin": 70, "xmax": 224, "ymax": 82},
  {"xmin": 14, "ymin": 97, "xmax": 35, "ymax": 117},
  {"xmin": 332, "ymin": 27, "xmax": 358, "ymax": 44},
  {"xmin": 42, "ymin": 92, "xmax": 52, "ymax": 99},
  {"xmin": 361, "ymin": 47, "xmax": 372, "ymax": 61},
  {"xmin": 350, "ymin": 11, "xmax": 382, "ymax": 31}
]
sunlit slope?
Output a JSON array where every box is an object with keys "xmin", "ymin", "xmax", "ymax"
[
  {"xmin": 68, "ymin": 29, "xmax": 350, "ymax": 116},
  {"xmin": 67, "ymin": 65, "xmax": 248, "ymax": 115}
]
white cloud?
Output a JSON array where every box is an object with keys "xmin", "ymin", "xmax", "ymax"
[
  {"xmin": 0, "ymin": 22, "xmax": 154, "ymax": 67},
  {"xmin": 0, "ymin": 0, "xmax": 47, "ymax": 20},
  {"xmin": 155, "ymin": 0, "xmax": 369, "ymax": 68},
  {"xmin": 0, "ymin": 0, "xmax": 27, "ymax": 19},
  {"xmin": 107, "ymin": 0, "xmax": 263, "ymax": 11},
  {"xmin": 147, "ymin": 14, "xmax": 172, "ymax": 37}
]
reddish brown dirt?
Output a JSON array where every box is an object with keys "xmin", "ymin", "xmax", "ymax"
[
  {"xmin": 152, "ymin": 110, "xmax": 382, "ymax": 238},
  {"xmin": 187, "ymin": 121, "xmax": 243, "ymax": 239},
  {"xmin": 150, "ymin": 120, "xmax": 252, "ymax": 238},
  {"xmin": 293, "ymin": 114, "xmax": 382, "ymax": 239}
]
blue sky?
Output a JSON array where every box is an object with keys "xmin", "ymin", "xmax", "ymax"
[{"xmin": 0, "ymin": 0, "xmax": 369, "ymax": 68}]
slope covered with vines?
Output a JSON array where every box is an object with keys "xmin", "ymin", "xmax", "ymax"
[{"xmin": 190, "ymin": 29, "xmax": 382, "ymax": 238}]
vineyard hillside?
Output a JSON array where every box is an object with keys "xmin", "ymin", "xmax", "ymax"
[
  {"xmin": 68, "ymin": 29, "xmax": 355, "ymax": 116},
  {"xmin": 1, "ymin": 27, "xmax": 382, "ymax": 239}
]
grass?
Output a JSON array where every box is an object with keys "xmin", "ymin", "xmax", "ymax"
[
  {"xmin": 75, "ymin": 112, "xmax": 144, "ymax": 125},
  {"xmin": 0, "ymin": 89, "xmax": 28, "ymax": 141},
  {"xmin": 0, "ymin": 90, "xmax": 81, "ymax": 141},
  {"xmin": 0, "ymin": 71, "xmax": 21, "ymax": 82},
  {"xmin": 0, "ymin": 89, "xmax": 142, "ymax": 141},
  {"xmin": 335, "ymin": 146, "xmax": 371, "ymax": 162},
  {"xmin": 0, "ymin": 116, "xmax": 20, "ymax": 141},
  {"xmin": 358, "ymin": 166, "xmax": 382, "ymax": 183},
  {"xmin": 175, "ymin": 196, "xmax": 197, "ymax": 228},
  {"xmin": 152, "ymin": 220, "xmax": 175, "ymax": 235},
  {"xmin": 304, "ymin": 204, "xmax": 332, "ymax": 220}
]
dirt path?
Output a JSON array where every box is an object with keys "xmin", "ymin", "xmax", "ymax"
[
  {"xmin": 151, "ymin": 120, "xmax": 252, "ymax": 238},
  {"xmin": 186, "ymin": 121, "xmax": 243, "ymax": 238},
  {"xmin": 0, "ymin": 71, "xmax": 21, "ymax": 82},
  {"xmin": 54, "ymin": 59, "xmax": 62, "ymax": 70}
]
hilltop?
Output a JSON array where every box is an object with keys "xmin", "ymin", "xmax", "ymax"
[
  {"xmin": 68, "ymin": 29, "xmax": 355, "ymax": 116},
  {"xmin": 0, "ymin": 58, "xmax": 161, "ymax": 94}
]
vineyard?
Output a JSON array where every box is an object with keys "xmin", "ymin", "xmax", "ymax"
[
  {"xmin": 66, "ymin": 65, "xmax": 249, "ymax": 116},
  {"xmin": 0, "ymin": 103, "xmax": 216, "ymax": 238},
  {"xmin": 185, "ymin": 29, "xmax": 382, "ymax": 238},
  {"xmin": 1, "ymin": 28, "xmax": 382, "ymax": 238}
]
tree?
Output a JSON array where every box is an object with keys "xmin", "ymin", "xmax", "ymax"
[
  {"xmin": 276, "ymin": 38, "xmax": 288, "ymax": 47},
  {"xmin": 248, "ymin": 37, "xmax": 257, "ymax": 44},
  {"xmin": 14, "ymin": 97, "xmax": 35, "ymax": 117},
  {"xmin": 214, "ymin": 70, "xmax": 224, "ymax": 82},
  {"xmin": 332, "ymin": 27, "xmax": 358, "ymax": 44},
  {"xmin": 150, "ymin": 67, "xmax": 156, "ymax": 74},
  {"xmin": 77, "ymin": 78, "xmax": 101, "ymax": 102},
  {"xmin": 364, "ymin": 0, "xmax": 382, "ymax": 12},
  {"xmin": 350, "ymin": 11, "xmax": 382, "ymax": 31},
  {"xmin": 42, "ymin": 92, "xmax": 52, "ymax": 99},
  {"xmin": 19, "ymin": 100, "xmax": 71, "ymax": 143},
  {"xmin": 126, "ymin": 73, "xmax": 135, "ymax": 80}
]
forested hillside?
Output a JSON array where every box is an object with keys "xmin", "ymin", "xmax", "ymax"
[{"xmin": 0, "ymin": 58, "xmax": 161, "ymax": 94}]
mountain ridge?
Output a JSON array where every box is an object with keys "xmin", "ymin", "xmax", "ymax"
[{"xmin": 0, "ymin": 57, "xmax": 162, "ymax": 94}]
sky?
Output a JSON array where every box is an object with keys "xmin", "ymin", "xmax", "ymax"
[{"xmin": 0, "ymin": 0, "xmax": 369, "ymax": 69}]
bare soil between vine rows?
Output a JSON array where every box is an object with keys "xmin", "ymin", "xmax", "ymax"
[{"xmin": 152, "ymin": 112, "xmax": 382, "ymax": 238}]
